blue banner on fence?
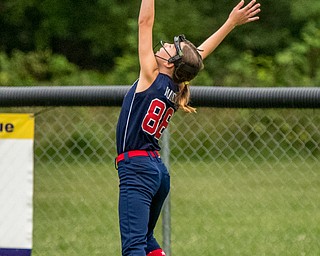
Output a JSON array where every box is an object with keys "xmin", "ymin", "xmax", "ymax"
[{"xmin": 0, "ymin": 249, "xmax": 31, "ymax": 256}]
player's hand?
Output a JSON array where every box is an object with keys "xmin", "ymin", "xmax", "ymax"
[{"xmin": 228, "ymin": 0, "xmax": 261, "ymax": 27}]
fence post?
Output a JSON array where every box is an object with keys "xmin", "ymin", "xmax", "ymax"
[{"xmin": 162, "ymin": 128, "xmax": 171, "ymax": 256}]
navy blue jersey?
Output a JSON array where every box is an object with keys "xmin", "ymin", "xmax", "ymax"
[{"xmin": 116, "ymin": 73, "xmax": 178, "ymax": 155}]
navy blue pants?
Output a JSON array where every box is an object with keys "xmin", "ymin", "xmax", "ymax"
[{"xmin": 117, "ymin": 152, "xmax": 170, "ymax": 256}]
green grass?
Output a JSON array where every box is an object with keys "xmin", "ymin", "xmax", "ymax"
[
  {"xmin": 170, "ymin": 161, "xmax": 320, "ymax": 255},
  {"xmin": 33, "ymin": 162, "xmax": 121, "ymax": 255},
  {"xmin": 33, "ymin": 160, "xmax": 320, "ymax": 255}
]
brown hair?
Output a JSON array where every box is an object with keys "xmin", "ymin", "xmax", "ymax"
[{"xmin": 173, "ymin": 41, "xmax": 203, "ymax": 113}]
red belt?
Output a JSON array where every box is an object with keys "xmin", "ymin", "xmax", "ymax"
[{"xmin": 115, "ymin": 150, "xmax": 160, "ymax": 167}]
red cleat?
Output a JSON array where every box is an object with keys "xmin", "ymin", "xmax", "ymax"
[{"xmin": 147, "ymin": 249, "xmax": 166, "ymax": 256}]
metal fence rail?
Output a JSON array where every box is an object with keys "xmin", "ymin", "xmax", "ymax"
[
  {"xmin": 1, "ymin": 86, "xmax": 320, "ymax": 108},
  {"xmin": 1, "ymin": 105, "xmax": 319, "ymax": 256}
]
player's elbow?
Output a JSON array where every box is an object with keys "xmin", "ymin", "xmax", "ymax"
[{"xmin": 138, "ymin": 15, "xmax": 154, "ymax": 28}]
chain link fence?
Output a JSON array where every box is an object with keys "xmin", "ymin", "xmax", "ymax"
[{"xmin": 2, "ymin": 106, "xmax": 320, "ymax": 255}]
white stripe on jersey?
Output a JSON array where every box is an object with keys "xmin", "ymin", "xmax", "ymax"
[{"xmin": 122, "ymin": 80, "xmax": 138, "ymax": 152}]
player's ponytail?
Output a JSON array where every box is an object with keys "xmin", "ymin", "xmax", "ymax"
[
  {"xmin": 176, "ymin": 81, "xmax": 196, "ymax": 113},
  {"xmin": 173, "ymin": 40, "xmax": 203, "ymax": 113}
]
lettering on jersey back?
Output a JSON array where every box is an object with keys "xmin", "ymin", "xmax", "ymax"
[{"xmin": 164, "ymin": 87, "xmax": 176, "ymax": 103}]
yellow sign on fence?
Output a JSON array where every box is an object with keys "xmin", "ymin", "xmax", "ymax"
[
  {"xmin": 0, "ymin": 113, "xmax": 34, "ymax": 256},
  {"xmin": 0, "ymin": 113, "xmax": 34, "ymax": 139}
]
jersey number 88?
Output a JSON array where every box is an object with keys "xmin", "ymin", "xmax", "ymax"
[{"xmin": 142, "ymin": 99, "xmax": 174, "ymax": 140}]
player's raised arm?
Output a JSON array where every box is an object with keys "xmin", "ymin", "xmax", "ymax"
[
  {"xmin": 137, "ymin": 0, "xmax": 159, "ymax": 92},
  {"xmin": 198, "ymin": 0, "xmax": 261, "ymax": 60}
]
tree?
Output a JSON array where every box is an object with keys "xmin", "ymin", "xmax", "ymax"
[{"xmin": 0, "ymin": 0, "xmax": 319, "ymax": 86}]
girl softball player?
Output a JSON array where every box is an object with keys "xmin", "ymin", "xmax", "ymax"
[{"xmin": 115, "ymin": 0, "xmax": 261, "ymax": 255}]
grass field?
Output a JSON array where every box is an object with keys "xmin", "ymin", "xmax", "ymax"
[{"xmin": 33, "ymin": 160, "xmax": 320, "ymax": 255}]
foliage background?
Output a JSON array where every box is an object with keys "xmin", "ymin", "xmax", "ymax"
[{"xmin": 0, "ymin": 0, "xmax": 319, "ymax": 86}]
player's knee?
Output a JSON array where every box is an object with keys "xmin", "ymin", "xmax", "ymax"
[{"xmin": 147, "ymin": 248, "xmax": 166, "ymax": 256}]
